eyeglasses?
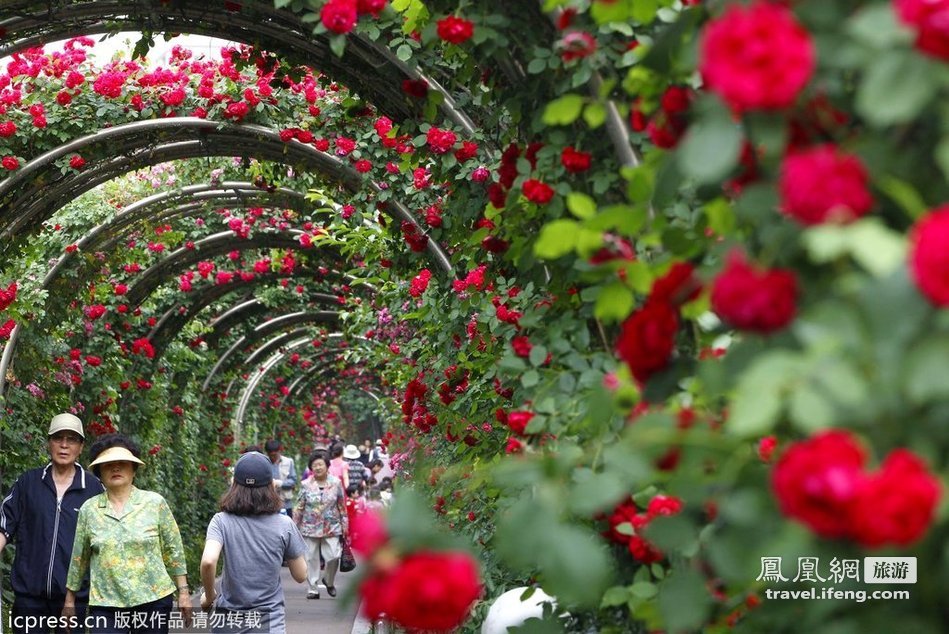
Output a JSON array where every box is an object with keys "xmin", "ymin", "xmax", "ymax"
[{"xmin": 50, "ymin": 434, "xmax": 83, "ymax": 445}]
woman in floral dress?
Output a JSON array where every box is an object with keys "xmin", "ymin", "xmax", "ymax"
[{"xmin": 292, "ymin": 451, "xmax": 348, "ymax": 600}]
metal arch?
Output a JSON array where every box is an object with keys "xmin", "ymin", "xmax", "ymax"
[
  {"xmin": 234, "ymin": 335, "xmax": 313, "ymax": 439},
  {"xmin": 80, "ymin": 182, "xmax": 310, "ymax": 251},
  {"xmin": 197, "ymin": 309, "xmax": 340, "ymax": 391},
  {"xmin": 0, "ymin": 118, "xmax": 455, "ymax": 274},
  {"xmin": 220, "ymin": 332, "xmax": 351, "ymax": 400},
  {"xmin": 0, "ymin": 0, "xmax": 478, "ymax": 129}
]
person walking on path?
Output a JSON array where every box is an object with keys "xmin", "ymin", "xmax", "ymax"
[
  {"xmin": 343, "ymin": 445, "xmax": 370, "ymax": 494},
  {"xmin": 265, "ymin": 440, "xmax": 297, "ymax": 516},
  {"xmin": 63, "ymin": 434, "xmax": 192, "ymax": 633},
  {"xmin": 0, "ymin": 413, "xmax": 103, "ymax": 633},
  {"xmin": 200, "ymin": 451, "xmax": 307, "ymax": 634},
  {"xmin": 292, "ymin": 451, "xmax": 348, "ymax": 600},
  {"xmin": 327, "ymin": 442, "xmax": 349, "ymax": 491}
]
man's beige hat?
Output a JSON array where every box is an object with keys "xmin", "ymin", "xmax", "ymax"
[
  {"xmin": 47, "ymin": 413, "xmax": 85, "ymax": 438},
  {"xmin": 88, "ymin": 446, "xmax": 145, "ymax": 468}
]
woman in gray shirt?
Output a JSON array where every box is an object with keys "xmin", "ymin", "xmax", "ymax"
[{"xmin": 200, "ymin": 452, "xmax": 307, "ymax": 633}]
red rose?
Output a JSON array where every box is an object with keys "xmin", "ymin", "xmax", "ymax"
[
  {"xmin": 0, "ymin": 319, "xmax": 15, "ymax": 340},
  {"xmin": 401, "ymin": 78, "xmax": 429, "ymax": 98},
  {"xmin": 506, "ymin": 411, "xmax": 534, "ymax": 436},
  {"xmin": 224, "ymin": 101, "xmax": 250, "ymax": 120},
  {"xmin": 771, "ymin": 430, "xmax": 866, "ymax": 538},
  {"xmin": 0, "ymin": 281, "xmax": 17, "ymax": 311},
  {"xmin": 454, "ymin": 141, "xmax": 478, "ymax": 162},
  {"xmin": 909, "ymin": 205, "xmax": 949, "ymax": 306},
  {"xmin": 436, "ymin": 15, "xmax": 474, "ymax": 45},
  {"xmin": 69, "ymin": 155, "xmax": 86, "ymax": 170},
  {"xmin": 426, "ymin": 126, "xmax": 457, "ymax": 154},
  {"xmin": 779, "ymin": 144, "xmax": 873, "ymax": 225},
  {"xmin": 615, "ymin": 301, "xmax": 679, "ymax": 383},
  {"xmin": 357, "ymin": 0, "xmax": 386, "ymax": 16},
  {"xmin": 649, "ymin": 261, "xmax": 702, "ymax": 307},
  {"xmin": 354, "ymin": 158, "xmax": 372, "ymax": 173},
  {"xmin": 850, "ymin": 449, "xmax": 940, "ymax": 547},
  {"xmin": 361, "ymin": 551, "xmax": 481, "ymax": 632},
  {"xmin": 710, "ymin": 251, "xmax": 797, "ymax": 334},
  {"xmin": 699, "ymin": 2, "xmax": 815, "ymax": 112},
  {"xmin": 522, "ymin": 179, "xmax": 554, "ymax": 204},
  {"xmin": 504, "ymin": 437, "xmax": 524, "ymax": 454},
  {"xmin": 0, "ymin": 121, "xmax": 15, "ymax": 137},
  {"xmin": 758, "ymin": 436, "xmax": 777, "ymax": 462},
  {"xmin": 351, "ymin": 509, "xmax": 389, "ymax": 556},
  {"xmin": 409, "ymin": 269, "xmax": 431, "ymax": 297},
  {"xmin": 511, "ymin": 336, "xmax": 532, "ymax": 357},
  {"xmin": 321, "ymin": 0, "xmax": 358, "ymax": 34},
  {"xmin": 559, "ymin": 31, "xmax": 597, "ymax": 62},
  {"xmin": 561, "ymin": 146, "xmax": 592, "ymax": 173},
  {"xmin": 895, "ymin": 0, "xmax": 949, "ymax": 61},
  {"xmin": 2, "ymin": 156, "xmax": 19, "ymax": 171}
]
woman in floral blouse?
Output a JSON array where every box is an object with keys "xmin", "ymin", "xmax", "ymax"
[
  {"xmin": 63, "ymin": 434, "xmax": 192, "ymax": 633},
  {"xmin": 292, "ymin": 450, "xmax": 348, "ymax": 600}
]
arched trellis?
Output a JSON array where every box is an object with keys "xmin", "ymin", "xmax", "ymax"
[
  {"xmin": 0, "ymin": 118, "xmax": 455, "ymax": 276},
  {"xmin": 0, "ymin": 0, "xmax": 478, "ymax": 132},
  {"xmin": 200, "ymin": 309, "xmax": 342, "ymax": 392}
]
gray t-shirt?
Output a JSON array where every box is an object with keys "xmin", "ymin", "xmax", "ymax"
[{"xmin": 206, "ymin": 512, "xmax": 305, "ymax": 615}]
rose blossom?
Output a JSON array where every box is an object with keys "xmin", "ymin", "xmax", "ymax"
[
  {"xmin": 894, "ymin": 0, "xmax": 949, "ymax": 61},
  {"xmin": 522, "ymin": 179, "xmax": 554, "ymax": 204},
  {"xmin": 710, "ymin": 251, "xmax": 798, "ymax": 334},
  {"xmin": 779, "ymin": 144, "xmax": 873, "ymax": 225},
  {"xmin": 361, "ymin": 551, "xmax": 481, "ymax": 631},
  {"xmin": 321, "ymin": 0, "xmax": 358, "ymax": 34},
  {"xmin": 436, "ymin": 15, "xmax": 475, "ymax": 45},
  {"xmin": 849, "ymin": 449, "xmax": 940, "ymax": 547},
  {"xmin": 615, "ymin": 301, "xmax": 679, "ymax": 383},
  {"xmin": 909, "ymin": 205, "xmax": 949, "ymax": 305},
  {"xmin": 561, "ymin": 146, "xmax": 592, "ymax": 173},
  {"xmin": 771, "ymin": 430, "xmax": 866, "ymax": 538},
  {"xmin": 699, "ymin": 2, "xmax": 815, "ymax": 112}
]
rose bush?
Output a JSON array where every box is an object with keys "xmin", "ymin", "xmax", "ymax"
[{"xmin": 2, "ymin": 0, "xmax": 949, "ymax": 632}]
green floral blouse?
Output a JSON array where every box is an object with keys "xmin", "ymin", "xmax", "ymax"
[{"xmin": 66, "ymin": 487, "xmax": 187, "ymax": 607}]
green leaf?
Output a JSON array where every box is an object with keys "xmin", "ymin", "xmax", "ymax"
[
  {"xmin": 568, "ymin": 470, "xmax": 630, "ymax": 516},
  {"xmin": 658, "ymin": 568, "xmax": 711, "ymax": 632},
  {"xmin": 631, "ymin": 0, "xmax": 658, "ymax": 25},
  {"xmin": 329, "ymin": 34, "xmax": 347, "ymax": 58},
  {"xmin": 856, "ymin": 51, "xmax": 937, "ymax": 126},
  {"xmin": 534, "ymin": 220, "xmax": 580, "ymax": 259},
  {"xmin": 521, "ymin": 370, "xmax": 540, "ymax": 388},
  {"xmin": 903, "ymin": 337, "xmax": 949, "ymax": 405},
  {"xmin": 788, "ymin": 386, "xmax": 834, "ymax": 432},
  {"xmin": 878, "ymin": 176, "xmax": 928, "ymax": 220},
  {"xmin": 677, "ymin": 97, "xmax": 743, "ymax": 184},
  {"xmin": 601, "ymin": 586, "xmax": 631, "ymax": 608},
  {"xmin": 529, "ymin": 345, "xmax": 549, "ymax": 367},
  {"xmin": 846, "ymin": 4, "xmax": 913, "ymax": 49},
  {"xmin": 542, "ymin": 94, "xmax": 585, "ymax": 126},
  {"xmin": 937, "ymin": 137, "xmax": 949, "ymax": 182},
  {"xmin": 396, "ymin": 44, "xmax": 412, "ymax": 61},
  {"xmin": 803, "ymin": 219, "xmax": 907, "ymax": 277},
  {"xmin": 583, "ymin": 102, "xmax": 607, "ymax": 129},
  {"xmin": 704, "ymin": 197, "xmax": 735, "ymax": 237},
  {"xmin": 728, "ymin": 352, "xmax": 804, "ymax": 437},
  {"xmin": 566, "ymin": 192, "xmax": 597, "ymax": 219},
  {"xmin": 594, "ymin": 282, "xmax": 634, "ymax": 324},
  {"xmin": 527, "ymin": 58, "xmax": 547, "ymax": 74}
]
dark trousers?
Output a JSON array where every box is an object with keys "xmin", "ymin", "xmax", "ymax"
[
  {"xmin": 88, "ymin": 595, "xmax": 174, "ymax": 634},
  {"xmin": 11, "ymin": 595, "xmax": 87, "ymax": 634}
]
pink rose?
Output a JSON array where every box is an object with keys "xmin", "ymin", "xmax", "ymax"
[{"xmin": 699, "ymin": 2, "xmax": 815, "ymax": 112}]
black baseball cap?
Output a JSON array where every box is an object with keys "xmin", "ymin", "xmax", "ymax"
[{"xmin": 234, "ymin": 452, "xmax": 272, "ymax": 488}]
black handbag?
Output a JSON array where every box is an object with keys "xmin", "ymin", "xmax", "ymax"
[{"xmin": 339, "ymin": 537, "xmax": 356, "ymax": 573}]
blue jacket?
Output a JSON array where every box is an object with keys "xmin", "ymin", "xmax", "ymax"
[{"xmin": 1, "ymin": 463, "xmax": 103, "ymax": 600}]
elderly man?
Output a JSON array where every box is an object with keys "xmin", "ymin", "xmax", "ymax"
[
  {"xmin": 265, "ymin": 439, "xmax": 297, "ymax": 516},
  {"xmin": 0, "ymin": 413, "xmax": 103, "ymax": 633}
]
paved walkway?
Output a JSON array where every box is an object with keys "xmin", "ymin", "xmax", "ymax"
[{"xmin": 281, "ymin": 566, "xmax": 361, "ymax": 634}]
